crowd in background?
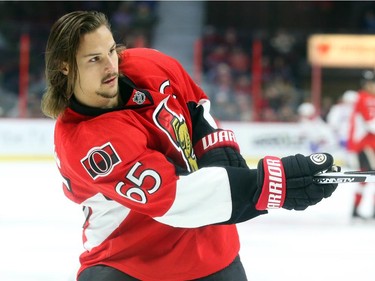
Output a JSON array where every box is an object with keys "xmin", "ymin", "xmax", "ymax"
[
  {"xmin": 200, "ymin": 26, "xmax": 306, "ymax": 122},
  {"xmin": 0, "ymin": 1, "xmax": 375, "ymax": 122}
]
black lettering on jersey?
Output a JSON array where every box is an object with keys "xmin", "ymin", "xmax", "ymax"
[
  {"xmin": 153, "ymin": 97, "xmax": 198, "ymax": 172},
  {"xmin": 81, "ymin": 142, "xmax": 121, "ymax": 180}
]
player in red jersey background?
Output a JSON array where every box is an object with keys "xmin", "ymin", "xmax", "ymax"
[
  {"xmin": 41, "ymin": 11, "xmax": 337, "ymax": 281},
  {"xmin": 347, "ymin": 70, "xmax": 375, "ymax": 220}
]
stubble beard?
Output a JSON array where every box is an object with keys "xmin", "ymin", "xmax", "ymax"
[
  {"xmin": 96, "ymin": 88, "xmax": 118, "ymax": 99},
  {"xmin": 97, "ymin": 72, "xmax": 119, "ymax": 100}
]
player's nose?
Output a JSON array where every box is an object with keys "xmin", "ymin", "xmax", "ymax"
[{"xmin": 104, "ymin": 55, "xmax": 117, "ymax": 73}]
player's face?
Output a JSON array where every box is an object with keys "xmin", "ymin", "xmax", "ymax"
[{"xmin": 73, "ymin": 25, "xmax": 119, "ymax": 108}]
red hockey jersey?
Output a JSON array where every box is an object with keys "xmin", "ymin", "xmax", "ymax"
[
  {"xmin": 54, "ymin": 48, "xmax": 262, "ymax": 281},
  {"xmin": 348, "ymin": 90, "xmax": 375, "ymax": 152}
]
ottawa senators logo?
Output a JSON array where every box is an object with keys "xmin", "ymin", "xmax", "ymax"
[
  {"xmin": 81, "ymin": 142, "xmax": 121, "ymax": 180},
  {"xmin": 153, "ymin": 96, "xmax": 198, "ymax": 172}
]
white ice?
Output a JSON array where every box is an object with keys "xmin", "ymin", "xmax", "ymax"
[{"xmin": 0, "ymin": 161, "xmax": 374, "ymax": 281}]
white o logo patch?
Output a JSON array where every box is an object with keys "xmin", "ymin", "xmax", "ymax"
[{"xmin": 310, "ymin": 153, "xmax": 327, "ymax": 165}]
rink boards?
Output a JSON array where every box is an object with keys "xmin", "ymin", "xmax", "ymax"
[{"xmin": 0, "ymin": 119, "xmax": 347, "ymax": 167}]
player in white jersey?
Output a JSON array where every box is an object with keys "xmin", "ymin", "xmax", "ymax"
[{"xmin": 327, "ymin": 90, "xmax": 359, "ymax": 169}]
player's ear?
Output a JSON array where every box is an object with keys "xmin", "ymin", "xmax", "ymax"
[{"xmin": 61, "ymin": 62, "xmax": 69, "ymax": 75}]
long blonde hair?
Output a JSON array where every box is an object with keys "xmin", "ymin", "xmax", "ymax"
[{"xmin": 41, "ymin": 11, "xmax": 123, "ymax": 119}]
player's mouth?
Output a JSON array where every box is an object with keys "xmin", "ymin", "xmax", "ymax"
[{"xmin": 103, "ymin": 75, "xmax": 118, "ymax": 85}]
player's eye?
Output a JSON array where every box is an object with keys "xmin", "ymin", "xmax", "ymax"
[{"xmin": 89, "ymin": 56, "xmax": 100, "ymax": 63}]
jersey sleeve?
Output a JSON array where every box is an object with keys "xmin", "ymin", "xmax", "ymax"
[
  {"xmin": 56, "ymin": 114, "xmax": 264, "ymax": 228},
  {"xmin": 156, "ymin": 166, "xmax": 266, "ymax": 227}
]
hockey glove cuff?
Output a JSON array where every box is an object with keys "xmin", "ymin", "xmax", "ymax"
[
  {"xmin": 254, "ymin": 153, "xmax": 338, "ymax": 211},
  {"xmin": 194, "ymin": 129, "xmax": 239, "ymax": 158},
  {"xmin": 194, "ymin": 130, "xmax": 247, "ymax": 168},
  {"xmin": 188, "ymin": 101, "xmax": 246, "ymax": 168}
]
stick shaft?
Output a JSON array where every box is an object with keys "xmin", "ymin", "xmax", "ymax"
[{"xmin": 313, "ymin": 171, "xmax": 375, "ymax": 184}]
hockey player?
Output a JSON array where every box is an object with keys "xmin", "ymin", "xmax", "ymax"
[
  {"xmin": 41, "ymin": 11, "xmax": 337, "ymax": 281},
  {"xmin": 327, "ymin": 90, "xmax": 358, "ymax": 151},
  {"xmin": 297, "ymin": 102, "xmax": 337, "ymax": 153},
  {"xmin": 348, "ymin": 70, "xmax": 375, "ymax": 220},
  {"xmin": 327, "ymin": 90, "xmax": 358, "ymax": 169}
]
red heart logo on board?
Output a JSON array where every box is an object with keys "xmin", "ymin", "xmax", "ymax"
[{"xmin": 317, "ymin": 43, "xmax": 330, "ymax": 54}]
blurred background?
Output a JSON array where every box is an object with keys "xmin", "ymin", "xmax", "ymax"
[{"xmin": 1, "ymin": 0, "xmax": 375, "ymax": 121}]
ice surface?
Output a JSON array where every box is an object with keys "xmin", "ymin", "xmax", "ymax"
[{"xmin": 0, "ymin": 161, "xmax": 374, "ymax": 281}]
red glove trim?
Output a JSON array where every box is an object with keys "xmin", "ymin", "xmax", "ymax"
[
  {"xmin": 255, "ymin": 156, "xmax": 286, "ymax": 210},
  {"xmin": 194, "ymin": 130, "xmax": 240, "ymax": 158}
]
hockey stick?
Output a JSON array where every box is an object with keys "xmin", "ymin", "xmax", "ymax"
[{"xmin": 313, "ymin": 170, "xmax": 375, "ymax": 184}]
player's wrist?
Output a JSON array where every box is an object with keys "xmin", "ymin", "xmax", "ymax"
[{"xmin": 194, "ymin": 129, "xmax": 239, "ymax": 159}]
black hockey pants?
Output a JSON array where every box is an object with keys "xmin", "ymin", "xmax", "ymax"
[{"xmin": 78, "ymin": 255, "xmax": 248, "ymax": 281}]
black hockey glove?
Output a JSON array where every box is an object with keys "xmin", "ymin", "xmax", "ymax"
[
  {"xmin": 188, "ymin": 101, "xmax": 248, "ymax": 168},
  {"xmin": 254, "ymin": 153, "xmax": 337, "ymax": 211}
]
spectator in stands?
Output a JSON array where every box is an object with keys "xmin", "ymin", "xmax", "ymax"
[
  {"xmin": 132, "ymin": 1, "xmax": 158, "ymax": 46},
  {"xmin": 262, "ymin": 77, "xmax": 299, "ymax": 121},
  {"xmin": 201, "ymin": 25, "xmax": 222, "ymax": 55},
  {"xmin": 228, "ymin": 46, "xmax": 250, "ymax": 78},
  {"xmin": 221, "ymin": 27, "xmax": 243, "ymax": 52},
  {"xmin": 110, "ymin": 2, "xmax": 135, "ymax": 43},
  {"xmin": 207, "ymin": 63, "xmax": 241, "ymax": 121},
  {"xmin": 205, "ymin": 44, "xmax": 229, "ymax": 79},
  {"xmin": 231, "ymin": 74, "xmax": 252, "ymax": 121}
]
